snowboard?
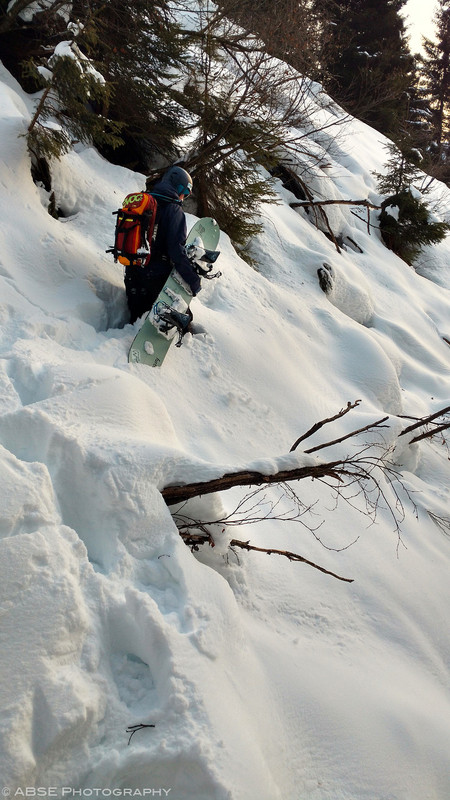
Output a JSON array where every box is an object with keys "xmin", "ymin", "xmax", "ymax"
[{"xmin": 128, "ymin": 217, "xmax": 220, "ymax": 367}]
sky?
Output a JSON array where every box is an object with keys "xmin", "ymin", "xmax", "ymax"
[{"xmin": 403, "ymin": 0, "xmax": 437, "ymax": 52}]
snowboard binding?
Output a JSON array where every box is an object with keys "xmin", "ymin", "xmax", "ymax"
[
  {"xmin": 185, "ymin": 238, "xmax": 221, "ymax": 279},
  {"xmin": 153, "ymin": 302, "xmax": 193, "ymax": 347}
]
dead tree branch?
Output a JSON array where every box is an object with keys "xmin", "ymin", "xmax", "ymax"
[
  {"xmin": 428, "ymin": 512, "xmax": 450, "ymax": 537},
  {"xmin": 164, "ymin": 402, "xmax": 446, "ymax": 580},
  {"xmin": 303, "ymin": 417, "xmax": 389, "ymax": 454},
  {"xmin": 288, "ymin": 176, "xmax": 342, "ymax": 252},
  {"xmin": 409, "ymin": 422, "xmax": 450, "ymax": 444},
  {"xmin": 163, "ymin": 408, "xmax": 390, "ymax": 507},
  {"xmin": 290, "ymin": 199, "xmax": 380, "ymax": 239},
  {"xmin": 227, "ymin": 540, "xmax": 353, "ymax": 582},
  {"xmin": 398, "ymin": 405, "xmax": 450, "ymax": 437},
  {"xmin": 162, "ymin": 460, "xmax": 344, "ymax": 506},
  {"xmin": 290, "ymin": 400, "xmax": 362, "ymax": 451},
  {"xmin": 174, "ymin": 484, "xmax": 355, "ymax": 582},
  {"xmin": 290, "ymin": 199, "xmax": 381, "ymax": 210},
  {"xmin": 171, "ymin": 443, "xmax": 417, "ymax": 579}
]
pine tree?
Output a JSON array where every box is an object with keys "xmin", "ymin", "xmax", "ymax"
[
  {"xmin": 322, "ymin": 0, "xmax": 415, "ymax": 138},
  {"xmin": 378, "ymin": 189, "xmax": 449, "ymax": 264},
  {"xmin": 1, "ymin": 0, "xmax": 187, "ymax": 172},
  {"xmin": 174, "ymin": 4, "xmax": 279, "ymax": 250},
  {"xmin": 25, "ymin": 47, "xmax": 123, "ymax": 163},
  {"xmin": 218, "ymin": 0, "xmax": 323, "ymax": 79},
  {"xmin": 402, "ymin": 58, "xmax": 435, "ymax": 164},
  {"xmin": 374, "ymin": 140, "xmax": 423, "ymax": 196},
  {"xmin": 70, "ymin": 0, "xmax": 186, "ymax": 171},
  {"xmin": 419, "ymin": 0, "xmax": 450, "ymax": 175},
  {"xmin": 375, "ymin": 140, "xmax": 450, "ymax": 266}
]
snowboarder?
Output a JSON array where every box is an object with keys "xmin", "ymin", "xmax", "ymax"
[{"xmin": 124, "ymin": 166, "xmax": 201, "ymax": 324}]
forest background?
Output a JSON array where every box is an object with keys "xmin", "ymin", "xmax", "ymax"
[{"xmin": 2, "ymin": 0, "xmax": 450, "ymax": 255}]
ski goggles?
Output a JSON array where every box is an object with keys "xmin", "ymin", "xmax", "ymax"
[{"xmin": 177, "ymin": 182, "xmax": 193, "ymax": 197}]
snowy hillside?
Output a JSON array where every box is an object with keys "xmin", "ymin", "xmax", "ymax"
[{"xmin": 1, "ymin": 59, "xmax": 450, "ymax": 800}]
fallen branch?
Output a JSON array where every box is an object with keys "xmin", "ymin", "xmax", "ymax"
[
  {"xmin": 303, "ymin": 416, "xmax": 389, "ymax": 454},
  {"xmin": 228, "ymin": 539, "xmax": 353, "ymax": 582},
  {"xmin": 289, "ymin": 200, "xmax": 381, "ymax": 236},
  {"xmin": 290, "ymin": 197, "xmax": 379, "ymax": 242},
  {"xmin": 290, "ymin": 198, "xmax": 381, "ymax": 210},
  {"xmin": 174, "ymin": 484, "xmax": 355, "ymax": 583},
  {"xmin": 409, "ymin": 421, "xmax": 450, "ymax": 444},
  {"xmin": 162, "ymin": 460, "xmax": 344, "ymax": 506},
  {"xmin": 163, "ymin": 412, "xmax": 390, "ymax": 506},
  {"xmin": 398, "ymin": 405, "xmax": 450, "ymax": 437},
  {"xmin": 163, "ymin": 403, "xmax": 442, "ymax": 580},
  {"xmin": 178, "ymin": 529, "xmax": 353, "ymax": 582},
  {"xmin": 290, "ymin": 399, "xmax": 361, "ymax": 451}
]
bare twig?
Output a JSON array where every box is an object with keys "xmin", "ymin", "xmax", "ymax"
[
  {"xmin": 126, "ymin": 723, "xmax": 155, "ymax": 745},
  {"xmin": 409, "ymin": 422, "xmax": 450, "ymax": 444},
  {"xmin": 303, "ymin": 417, "xmax": 390, "ymax": 454},
  {"xmin": 428, "ymin": 512, "xmax": 450, "ymax": 537},
  {"xmin": 228, "ymin": 539, "xmax": 354, "ymax": 582},
  {"xmin": 290, "ymin": 400, "xmax": 361, "ymax": 451},
  {"xmin": 350, "ymin": 210, "xmax": 381, "ymax": 232},
  {"xmin": 290, "ymin": 198, "xmax": 381, "ymax": 210},
  {"xmin": 398, "ymin": 405, "xmax": 450, "ymax": 436}
]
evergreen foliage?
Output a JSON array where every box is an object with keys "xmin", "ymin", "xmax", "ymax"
[
  {"xmin": 193, "ymin": 156, "xmax": 277, "ymax": 252},
  {"xmin": 218, "ymin": 0, "xmax": 323, "ymax": 79},
  {"xmin": 171, "ymin": 3, "xmax": 314, "ymax": 251},
  {"xmin": 375, "ymin": 137, "xmax": 450, "ymax": 266},
  {"xmin": 322, "ymin": 0, "xmax": 415, "ymax": 138},
  {"xmin": 3, "ymin": 0, "xmax": 449, "ymax": 261},
  {"xmin": 401, "ymin": 59, "xmax": 436, "ymax": 166},
  {"xmin": 417, "ymin": 0, "xmax": 450, "ymax": 180},
  {"xmin": 379, "ymin": 189, "xmax": 449, "ymax": 264},
  {"xmin": 373, "ymin": 140, "xmax": 424, "ymax": 196},
  {"xmin": 72, "ymin": 0, "xmax": 186, "ymax": 170},
  {"xmin": 1, "ymin": 0, "xmax": 186, "ymax": 171},
  {"xmin": 25, "ymin": 50, "xmax": 123, "ymax": 162}
]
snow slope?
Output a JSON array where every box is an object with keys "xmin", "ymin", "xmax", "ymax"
[{"xmin": 1, "ymin": 61, "xmax": 450, "ymax": 799}]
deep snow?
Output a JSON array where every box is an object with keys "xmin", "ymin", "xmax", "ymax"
[{"xmin": 0, "ymin": 60, "xmax": 450, "ymax": 799}]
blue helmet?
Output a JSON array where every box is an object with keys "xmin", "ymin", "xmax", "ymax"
[{"xmin": 164, "ymin": 166, "xmax": 193, "ymax": 198}]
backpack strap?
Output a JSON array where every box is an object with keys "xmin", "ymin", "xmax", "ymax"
[{"xmin": 149, "ymin": 191, "xmax": 182, "ymax": 205}]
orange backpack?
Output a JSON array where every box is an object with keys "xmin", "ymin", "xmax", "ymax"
[{"xmin": 108, "ymin": 191, "xmax": 158, "ymax": 267}]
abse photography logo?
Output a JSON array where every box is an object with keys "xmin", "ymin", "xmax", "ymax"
[{"xmin": 2, "ymin": 791, "xmax": 172, "ymax": 798}]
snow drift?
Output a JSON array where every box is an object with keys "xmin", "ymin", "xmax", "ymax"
[{"xmin": 0, "ymin": 60, "xmax": 450, "ymax": 799}]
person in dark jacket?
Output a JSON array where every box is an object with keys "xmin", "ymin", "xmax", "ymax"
[{"xmin": 124, "ymin": 166, "xmax": 200, "ymax": 324}]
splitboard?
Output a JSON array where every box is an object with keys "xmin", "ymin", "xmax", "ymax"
[{"xmin": 128, "ymin": 217, "xmax": 220, "ymax": 367}]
